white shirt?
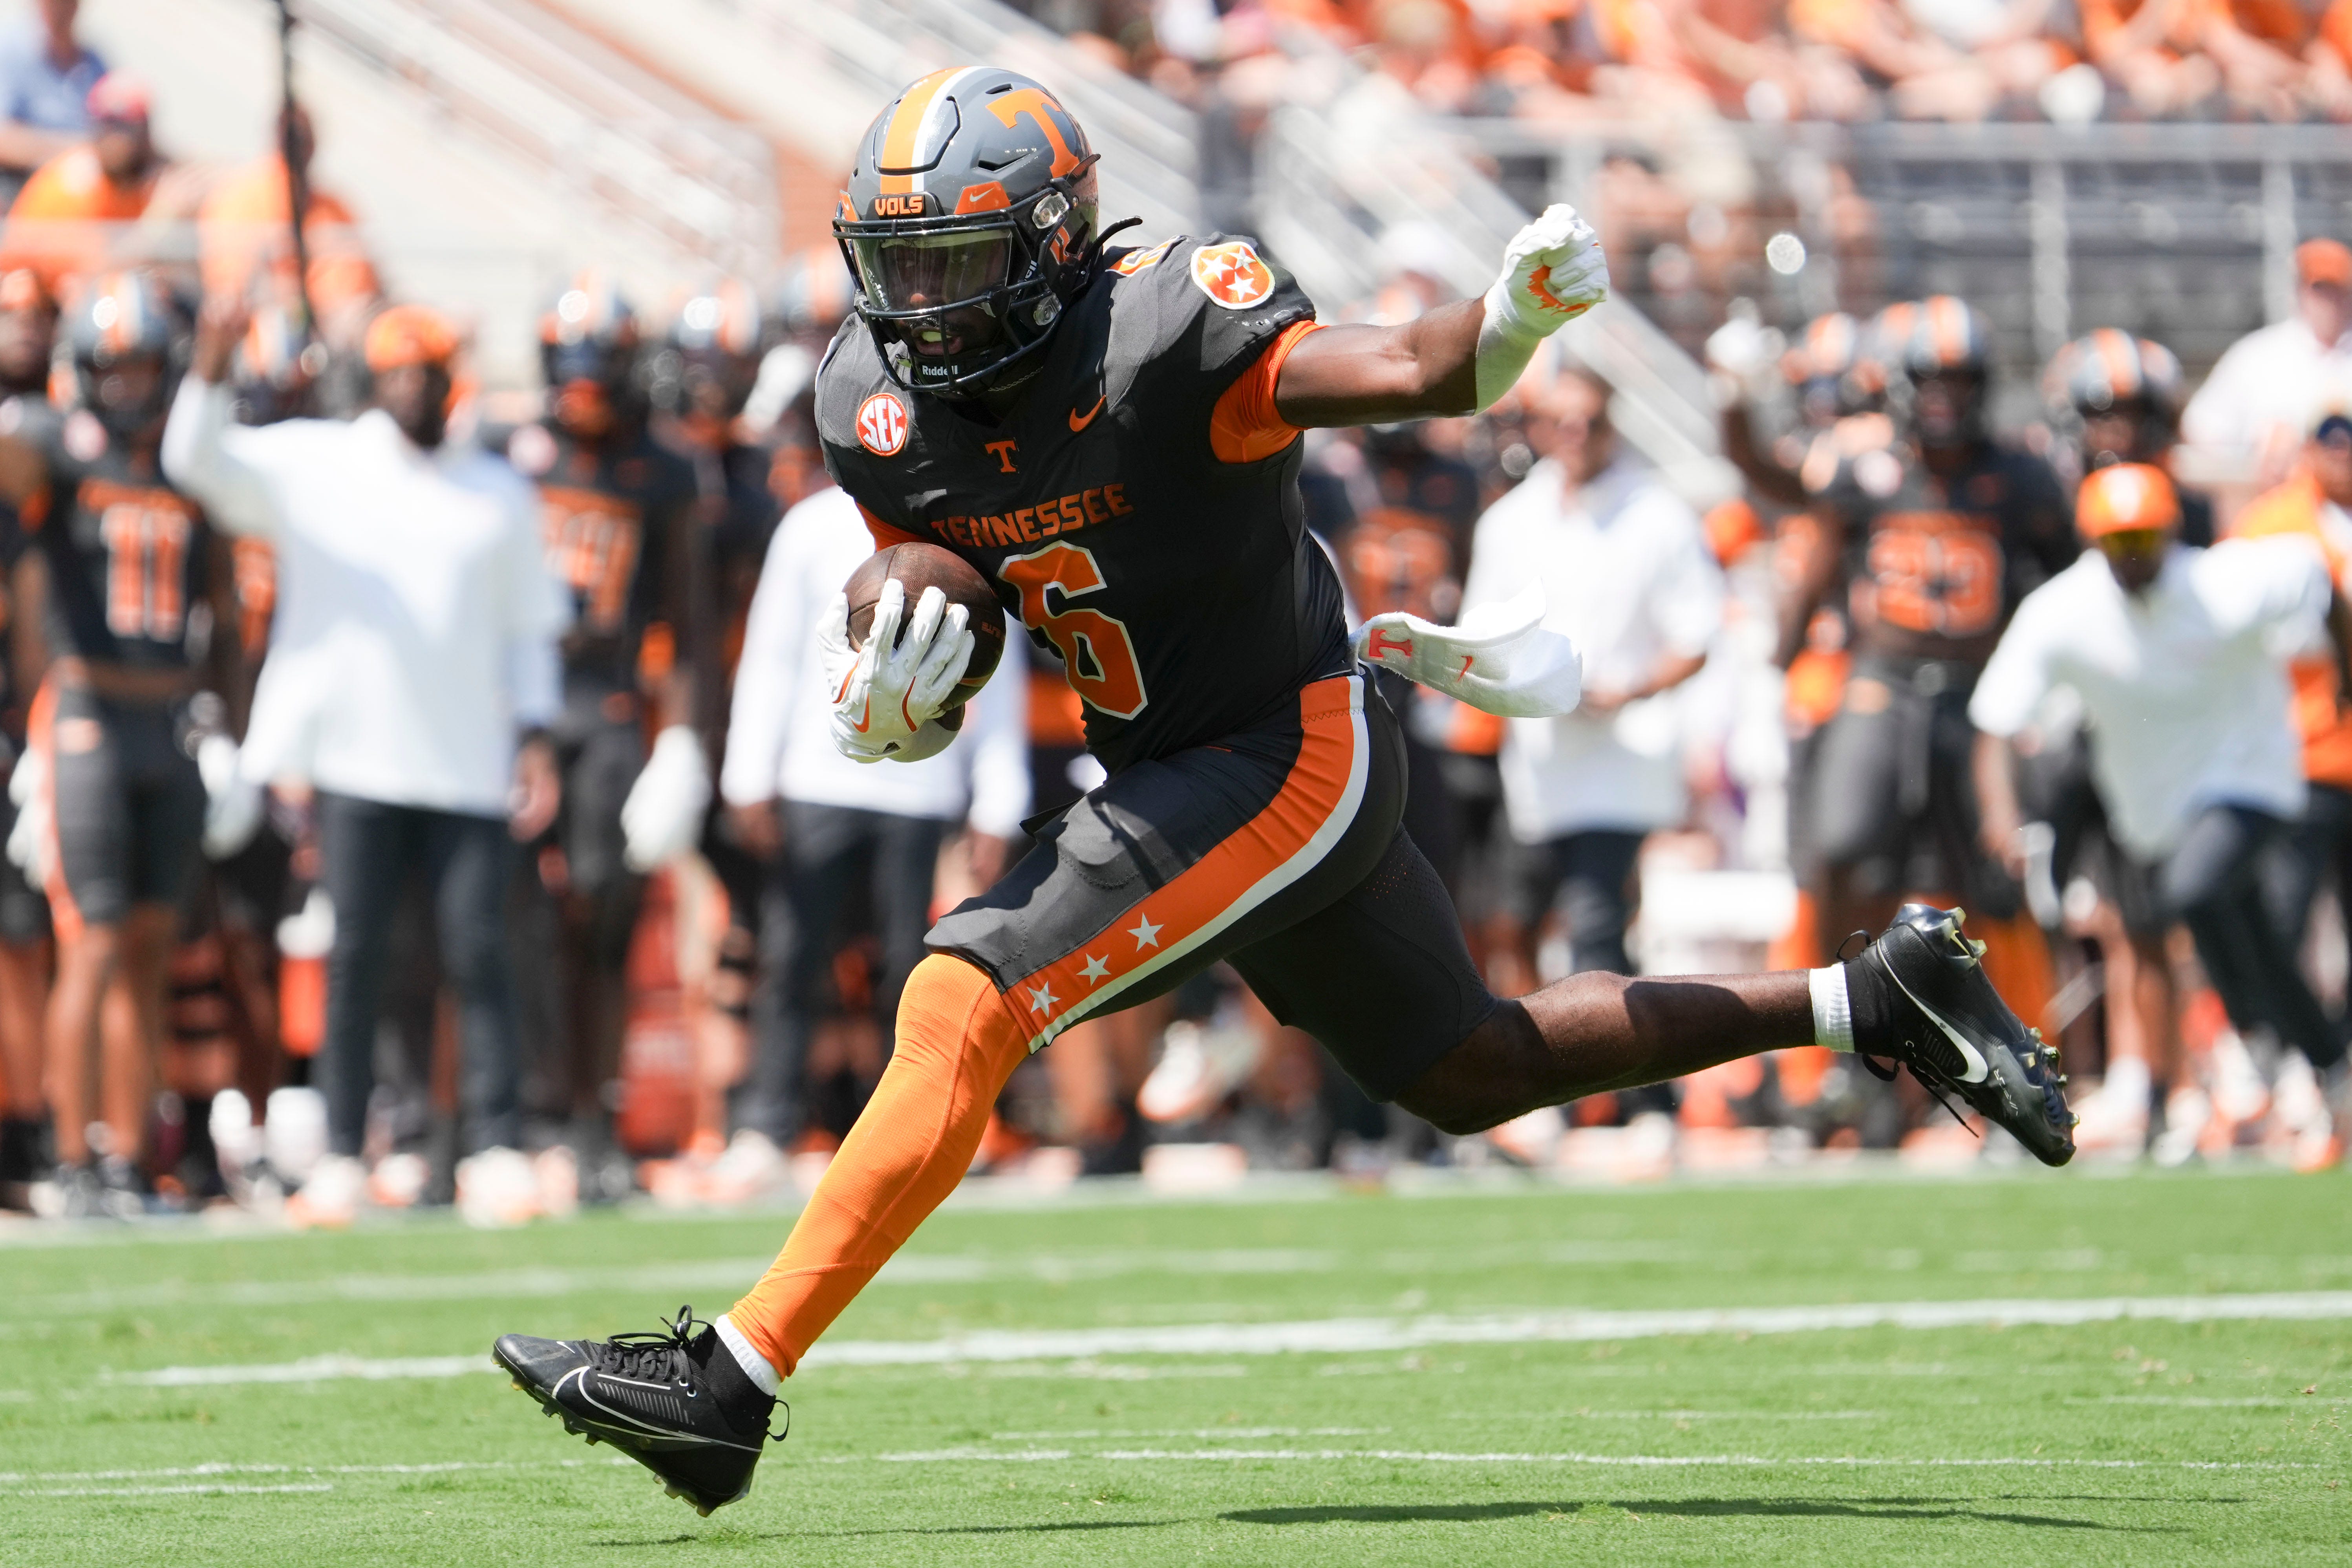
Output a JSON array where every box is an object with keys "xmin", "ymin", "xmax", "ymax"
[
  {"xmin": 160, "ymin": 379, "xmax": 567, "ymax": 816},
  {"xmin": 2180, "ymin": 317, "xmax": 2352, "ymax": 476},
  {"xmin": 1970, "ymin": 539, "xmax": 2329, "ymax": 858},
  {"xmin": 1462, "ymin": 455, "xmax": 1725, "ymax": 841},
  {"xmin": 721, "ymin": 486, "xmax": 1029, "ymax": 835}
]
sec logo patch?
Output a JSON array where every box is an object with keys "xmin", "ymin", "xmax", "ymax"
[
  {"xmin": 1190, "ymin": 241, "xmax": 1275, "ymax": 309},
  {"xmin": 856, "ymin": 391, "xmax": 910, "ymax": 457}
]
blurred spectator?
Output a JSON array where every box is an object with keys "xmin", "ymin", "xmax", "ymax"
[
  {"xmin": 2182, "ymin": 240, "xmax": 2352, "ymax": 493},
  {"xmin": 162, "ymin": 299, "xmax": 568, "ymax": 1229},
  {"xmin": 1464, "ymin": 360, "xmax": 1723, "ymax": 991},
  {"xmin": 0, "ymin": 0, "xmax": 102, "ymax": 209},
  {"xmin": 1973, "ymin": 463, "xmax": 2348, "ymax": 1162},
  {"xmin": 0, "ymin": 72, "xmax": 200, "ymax": 293},
  {"xmin": 196, "ymin": 105, "xmax": 380, "ymax": 347},
  {"xmin": 716, "ymin": 484, "xmax": 1026, "ymax": 1199}
]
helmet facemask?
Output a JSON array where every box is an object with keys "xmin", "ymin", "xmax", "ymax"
[{"xmin": 838, "ymin": 164, "xmax": 1102, "ymax": 400}]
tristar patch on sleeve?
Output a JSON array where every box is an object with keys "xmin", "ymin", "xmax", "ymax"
[
  {"xmin": 1190, "ymin": 241, "xmax": 1275, "ymax": 309},
  {"xmin": 1109, "ymin": 239, "xmax": 1175, "ymax": 277},
  {"xmin": 856, "ymin": 391, "xmax": 911, "ymax": 457}
]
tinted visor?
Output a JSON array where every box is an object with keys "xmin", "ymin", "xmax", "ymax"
[{"xmin": 849, "ymin": 230, "xmax": 1012, "ymax": 313}]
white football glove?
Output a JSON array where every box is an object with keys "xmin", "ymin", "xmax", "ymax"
[
  {"xmin": 197, "ymin": 733, "xmax": 265, "ymax": 861},
  {"xmin": 5, "ymin": 744, "xmax": 48, "ymax": 887},
  {"xmin": 620, "ymin": 725, "xmax": 711, "ymax": 871},
  {"xmin": 825, "ymin": 579, "xmax": 974, "ymax": 764},
  {"xmin": 1476, "ymin": 204, "xmax": 1609, "ymax": 410},
  {"xmin": 1352, "ymin": 588, "xmax": 1583, "ymax": 718}
]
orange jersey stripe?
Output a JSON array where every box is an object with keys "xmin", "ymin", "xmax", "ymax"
[
  {"xmin": 877, "ymin": 68, "xmax": 958, "ymax": 197},
  {"xmin": 26, "ymin": 677, "xmax": 79, "ymax": 944},
  {"xmin": 859, "ymin": 502, "xmax": 925, "ymax": 551},
  {"xmin": 1004, "ymin": 673, "xmax": 1369, "ymax": 1049},
  {"xmin": 1210, "ymin": 319, "xmax": 1324, "ymax": 464}
]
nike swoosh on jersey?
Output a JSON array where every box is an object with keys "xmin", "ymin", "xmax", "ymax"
[
  {"xmin": 1886, "ymin": 970, "xmax": 1991, "ymax": 1084},
  {"xmin": 1068, "ymin": 395, "xmax": 1106, "ymax": 432}
]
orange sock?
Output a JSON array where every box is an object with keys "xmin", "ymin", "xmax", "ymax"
[{"xmin": 723, "ymin": 953, "xmax": 1029, "ymax": 1378}]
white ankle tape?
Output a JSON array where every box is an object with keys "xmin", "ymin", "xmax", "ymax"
[
  {"xmin": 714, "ymin": 1313, "xmax": 781, "ymax": 1396},
  {"xmin": 1809, "ymin": 966, "xmax": 1855, "ymax": 1054}
]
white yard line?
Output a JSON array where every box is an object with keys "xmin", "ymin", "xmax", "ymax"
[{"xmin": 90, "ymin": 1288, "xmax": 2352, "ymax": 1388}]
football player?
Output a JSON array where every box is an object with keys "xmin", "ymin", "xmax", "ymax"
[
  {"xmin": 494, "ymin": 69, "xmax": 2074, "ymax": 1515},
  {"xmin": 646, "ymin": 280, "xmax": 777, "ymax": 1154},
  {"xmin": 2044, "ymin": 328, "xmax": 2211, "ymax": 546},
  {"xmin": 0, "ymin": 265, "xmax": 55, "ymax": 1208},
  {"xmin": 0, "ymin": 272, "xmax": 234, "ymax": 1215},
  {"xmin": 1778, "ymin": 297, "xmax": 2075, "ymax": 1019},
  {"xmin": 507, "ymin": 271, "xmax": 702, "ymax": 1201}
]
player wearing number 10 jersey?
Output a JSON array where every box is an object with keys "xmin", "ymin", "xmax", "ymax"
[
  {"xmin": 495, "ymin": 68, "xmax": 2074, "ymax": 1518},
  {"xmin": 1783, "ymin": 298, "xmax": 2074, "ymax": 970},
  {"xmin": 0, "ymin": 271, "xmax": 230, "ymax": 1214}
]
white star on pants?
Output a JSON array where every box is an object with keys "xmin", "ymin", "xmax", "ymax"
[
  {"xmin": 1078, "ymin": 955, "xmax": 1110, "ymax": 983},
  {"xmin": 1028, "ymin": 984, "xmax": 1057, "ymax": 1013},
  {"xmin": 1128, "ymin": 914, "xmax": 1162, "ymax": 949}
]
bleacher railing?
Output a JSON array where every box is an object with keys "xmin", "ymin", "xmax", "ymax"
[
  {"xmin": 1449, "ymin": 117, "xmax": 2352, "ymax": 386},
  {"xmin": 299, "ymin": 0, "xmax": 777, "ymax": 276}
]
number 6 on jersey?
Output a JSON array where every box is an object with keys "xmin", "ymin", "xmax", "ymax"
[{"xmin": 997, "ymin": 542, "xmax": 1148, "ymax": 719}]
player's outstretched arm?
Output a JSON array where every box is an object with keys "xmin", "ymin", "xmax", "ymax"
[{"xmin": 1273, "ymin": 205, "xmax": 1608, "ymax": 428}]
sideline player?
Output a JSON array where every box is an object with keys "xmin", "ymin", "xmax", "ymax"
[
  {"xmin": 1779, "ymin": 298, "xmax": 2075, "ymax": 1010},
  {"xmin": 0, "ymin": 265, "xmax": 55, "ymax": 1207},
  {"xmin": 1, "ymin": 272, "xmax": 230, "ymax": 1215},
  {"xmin": 506, "ymin": 273, "xmax": 700, "ymax": 1200},
  {"xmin": 494, "ymin": 68, "xmax": 2075, "ymax": 1514}
]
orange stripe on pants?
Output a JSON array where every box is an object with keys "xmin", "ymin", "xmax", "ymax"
[{"xmin": 1006, "ymin": 675, "xmax": 1363, "ymax": 1048}]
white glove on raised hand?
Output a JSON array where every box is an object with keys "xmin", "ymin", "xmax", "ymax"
[
  {"xmin": 5, "ymin": 744, "xmax": 48, "ymax": 887},
  {"xmin": 621, "ymin": 725, "xmax": 712, "ymax": 871},
  {"xmin": 1352, "ymin": 588, "xmax": 1583, "ymax": 718},
  {"xmin": 197, "ymin": 733, "xmax": 265, "ymax": 861},
  {"xmin": 826, "ymin": 579, "xmax": 975, "ymax": 764},
  {"xmin": 1476, "ymin": 204, "xmax": 1609, "ymax": 410}
]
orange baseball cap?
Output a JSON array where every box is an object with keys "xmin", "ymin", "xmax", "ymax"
[
  {"xmin": 2297, "ymin": 238, "xmax": 2352, "ymax": 288},
  {"xmin": 2076, "ymin": 462, "xmax": 2180, "ymax": 538},
  {"xmin": 363, "ymin": 304, "xmax": 460, "ymax": 371}
]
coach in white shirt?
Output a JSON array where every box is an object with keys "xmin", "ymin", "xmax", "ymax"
[
  {"xmin": 161, "ymin": 300, "xmax": 567, "ymax": 1214},
  {"xmin": 2182, "ymin": 240, "xmax": 2352, "ymax": 488},
  {"xmin": 720, "ymin": 484, "xmax": 1027, "ymax": 1161},
  {"xmin": 1972, "ymin": 463, "xmax": 2350, "ymax": 1082},
  {"xmin": 1462, "ymin": 362, "xmax": 1723, "ymax": 980}
]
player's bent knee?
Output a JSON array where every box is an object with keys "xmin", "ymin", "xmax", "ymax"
[{"xmin": 1391, "ymin": 1001, "xmax": 1547, "ymax": 1136}]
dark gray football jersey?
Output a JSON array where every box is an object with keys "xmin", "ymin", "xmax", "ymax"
[{"xmin": 818, "ymin": 235, "xmax": 1352, "ymax": 775}]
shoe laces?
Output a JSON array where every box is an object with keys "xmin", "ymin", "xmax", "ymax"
[{"xmin": 590, "ymin": 1305, "xmax": 705, "ymax": 1384}]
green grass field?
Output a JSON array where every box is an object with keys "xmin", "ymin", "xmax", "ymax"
[{"xmin": 4, "ymin": 1166, "xmax": 2348, "ymax": 1566}]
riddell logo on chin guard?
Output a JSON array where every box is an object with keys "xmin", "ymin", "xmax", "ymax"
[{"xmin": 856, "ymin": 392, "xmax": 909, "ymax": 456}]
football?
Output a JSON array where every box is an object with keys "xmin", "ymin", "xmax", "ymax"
[{"xmin": 843, "ymin": 541, "xmax": 1007, "ymax": 707}]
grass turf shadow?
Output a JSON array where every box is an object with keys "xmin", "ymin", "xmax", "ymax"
[
  {"xmin": 1223, "ymin": 1498, "xmax": 2186, "ymax": 1532},
  {"xmin": 594, "ymin": 1519, "xmax": 1176, "ymax": 1546}
]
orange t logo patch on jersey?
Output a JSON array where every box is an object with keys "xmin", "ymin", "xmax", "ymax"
[
  {"xmin": 856, "ymin": 391, "xmax": 910, "ymax": 457},
  {"xmin": 1191, "ymin": 242, "xmax": 1275, "ymax": 310},
  {"xmin": 986, "ymin": 439, "xmax": 1020, "ymax": 474}
]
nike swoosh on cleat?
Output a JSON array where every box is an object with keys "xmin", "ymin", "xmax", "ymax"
[
  {"xmin": 1068, "ymin": 395, "xmax": 1106, "ymax": 432},
  {"xmin": 1883, "ymin": 970, "xmax": 1992, "ymax": 1084}
]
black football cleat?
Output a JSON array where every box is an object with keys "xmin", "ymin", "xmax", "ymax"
[
  {"xmin": 494, "ymin": 1306, "xmax": 781, "ymax": 1516},
  {"xmin": 1853, "ymin": 903, "xmax": 2076, "ymax": 1167}
]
